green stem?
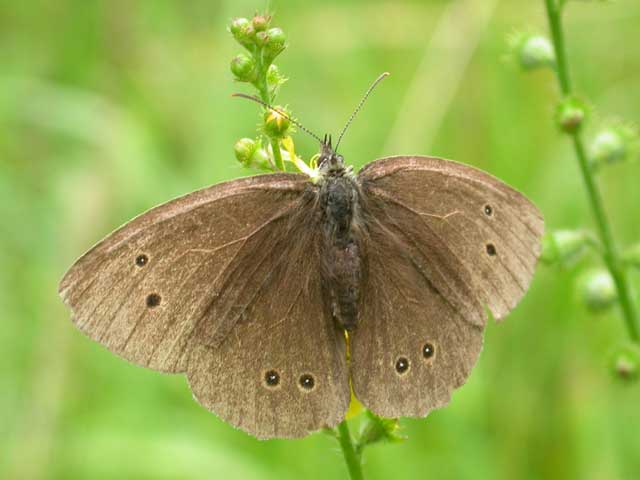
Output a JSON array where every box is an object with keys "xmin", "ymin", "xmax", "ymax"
[
  {"xmin": 255, "ymin": 57, "xmax": 286, "ymax": 172},
  {"xmin": 544, "ymin": 0, "xmax": 640, "ymax": 342},
  {"xmin": 269, "ymin": 137, "xmax": 285, "ymax": 172},
  {"xmin": 545, "ymin": 0, "xmax": 572, "ymax": 92},
  {"xmin": 336, "ymin": 421, "xmax": 364, "ymax": 480}
]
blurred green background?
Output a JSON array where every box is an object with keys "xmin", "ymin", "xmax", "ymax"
[{"xmin": 2, "ymin": 0, "xmax": 639, "ymax": 479}]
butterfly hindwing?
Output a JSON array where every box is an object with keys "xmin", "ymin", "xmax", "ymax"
[
  {"xmin": 350, "ymin": 217, "xmax": 484, "ymax": 417},
  {"xmin": 187, "ymin": 203, "xmax": 350, "ymax": 438}
]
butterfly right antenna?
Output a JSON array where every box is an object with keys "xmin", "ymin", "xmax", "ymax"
[{"xmin": 334, "ymin": 72, "xmax": 390, "ymax": 152}]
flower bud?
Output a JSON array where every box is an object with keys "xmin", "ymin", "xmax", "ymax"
[
  {"xmin": 255, "ymin": 30, "xmax": 269, "ymax": 47},
  {"xmin": 556, "ymin": 96, "xmax": 588, "ymax": 134},
  {"xmin": 234, "ymin": 138, "xmax": 272, "ymax": 170},
  {"xmin": 250, "ymin": 148, "xmax": 272, "ymax": 170},
  {"xmin": 230, "ymin": 54, "xmax": 256, "ymax": 82},
  {"xmin": 229, "ymin": 17, "xmax": 250, "ymax": 37},
  {"xmin": 590, "ymin": 125, "xmax": 638, "ymax": 168},
  {"xmin": 263, "ymin": 27, "xmax": 286, "ymax": 61},
  {"xmin": 230, "ymin": 17, "xmax": 255, "ymax": 50},
  {"xmin": 252, "ymin": 14, "xmax": 271, "ymax": 32},
  {"xmin": 234, "ymin": 138, "xmax": 258, "ymax": 166},
  {"xmin": 579, "ymin": 268, "xmax": 617, "ymax": 313},
  {"xmin": 540, "ymin": 230, "xmax": 591, "ymax": 266},
  {"xmin": 591, "ymin": 130, "xmax": 626, "ymax": 165},
  {"xmin": 514, "ymin": 34, "xmax": 555, "ymax": 71},
  {"xmin": 610, "ymin": 344, "xmax": 640, "ymax": 383},
  {"xmin": 263, "ymin": 107, "xmax": 291, "ymax": 139}
]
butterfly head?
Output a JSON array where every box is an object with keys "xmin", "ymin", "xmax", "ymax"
[{"xmin": 318, "ymin": 134, "xmax": 345, "ymax": 176}]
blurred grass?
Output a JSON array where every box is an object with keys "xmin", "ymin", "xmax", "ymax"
[{"xmin": 1, "ymin": 0, "xmax": 639, "ymax": 479}]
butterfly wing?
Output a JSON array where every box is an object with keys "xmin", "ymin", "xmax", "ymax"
[
  {"xmin": 359, "ymin": 156, "xmax": 544, "ymax": 323},
  {"xmin": 187, "ymin": 204, "xmax": 350, "ymax": 439},
  {"xmin": 350, "ymin": 223, "xmax": 484, "ymax": 418},
  {"xmin": 350, "ymin": 155, "xmax": 543, "ymax": 417},
  {"xmin": 60, "ymin": 173, "xmax": 308, "ymax": 373},
  {"xmin": 60, "ymin": 172, "xmax": 350, "ymax": 438}
]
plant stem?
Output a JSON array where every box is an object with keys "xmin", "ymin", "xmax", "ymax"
[
  {"xmin": 256, "ymin": 58, "xmax": 286, "ymax": 172},
  {"xmin": 544, "ymin": 0, "xmax": 640, "ymax": 342},
  {"xmin": 337, "ymin": 421, "xmax": 364, "ymax": 480},
  {"xmin": 269, "ymin": 138, "xmax": 285, "ymax": 172},
  {"xmin": 545, "ymin": 0, "xmax": 572, "ymax": 92}
]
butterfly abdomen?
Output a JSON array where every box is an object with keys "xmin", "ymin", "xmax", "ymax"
[{"xmin": 319, "ymin": 175, "xmax": 365, "ymax": 332}]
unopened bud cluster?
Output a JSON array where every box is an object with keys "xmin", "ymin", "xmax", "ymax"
[
  {"xmin": 229, "ymin": 14, "xmax": 287, "ymax": 92},
  {"xmin": 229, "ymin": 13, "xmax": 293, "ymax": 172}
]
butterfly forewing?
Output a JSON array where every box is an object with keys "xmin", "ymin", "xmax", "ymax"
[
  {"xmin": 59, "ymin": 174, "xmax": 309, "ymax": 372},
  {"xmin": 359, "ymin": 156, "xmax": 544, "ymax": 322}
]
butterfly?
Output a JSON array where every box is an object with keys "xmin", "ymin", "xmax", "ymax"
[{"xmin": 59, "ymin": 75, "xmax": 544, "ymax": 440}]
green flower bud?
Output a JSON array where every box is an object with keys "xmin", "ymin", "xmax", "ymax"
[
  {"xmin": 229, "ymin": 17, "xmax": 250, "ymax": 37},
  {"xmin": 540, "ymin": 230, "xmax": 591, "ymax": 266},
  {"xmin": 590, "ymin": 125, "xmax": 638, "ymax": 168},
  {"xmin": 234, "ymin": 138, "xmax": 258, "ymax": 166},
  {"xmin": 556, "ymin": 96, "xmax": 588, "ymax": 134},
  {"xmin": 609, "ymin": 344, "xmax": 640, "ymax": 383},
  {"xmin": 263, "ymin": 107, "xmax": 291, "ymax": 139},
  {"xmin": 234, "ymin": 138, "xmax": 272, "ymax": 170},
  {"xmin": 515, "ymin": 34, "xmax": 555, "ymax": 71},
  {"xmin": 250, "ymin": 147, "xmax": 272, "ymax": 170},
  {"xmin": 255, "ymin": 30, "xmax": 269, "ymax": 47},
  {"xmin": 230, "ymin": 17, "xmax": 255, "ymax": 50},
  {"xmin": 263, "ymin": 27, "xmax": 286, "ymax": 61},
  {"xmin": 252, "ymin": 14, "xmax": 271, "ymax": 32},
  {"xmin": 591, "ymin": 130, "xmax": 626, "ymax": 165},
  {"xmin": 230, "ymin": 54, "xmax": 256, "ymax": 82},
  {"xmin": 579, "ymin": 268, "xmax": 617, "ymax": 313}
]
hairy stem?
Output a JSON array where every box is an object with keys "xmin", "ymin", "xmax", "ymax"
[
  {"xmin": 337, "ymin": 421, "xmax": 364, "ymax": 480},
  {"xmin": 544, "ymin": 0, "xmax": 640, "ymax": 342}
]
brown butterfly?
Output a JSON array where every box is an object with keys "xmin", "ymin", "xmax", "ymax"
[{"xmin": 59, "ymin": 77, "xmax": 544, "ymax": 440}]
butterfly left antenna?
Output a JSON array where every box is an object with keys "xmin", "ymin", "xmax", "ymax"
[
  {"xmin": 232, "ymin": 93, "xmax": 325, "ymax": 145},
  {"xmin": 334, "ymin": 72, "xmax": 390, "ymax": 152}
]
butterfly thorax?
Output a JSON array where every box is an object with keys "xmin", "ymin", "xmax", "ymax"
[{"xmin": 318, "ymin": 171, "xmax": 364, "ymax": 333}]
